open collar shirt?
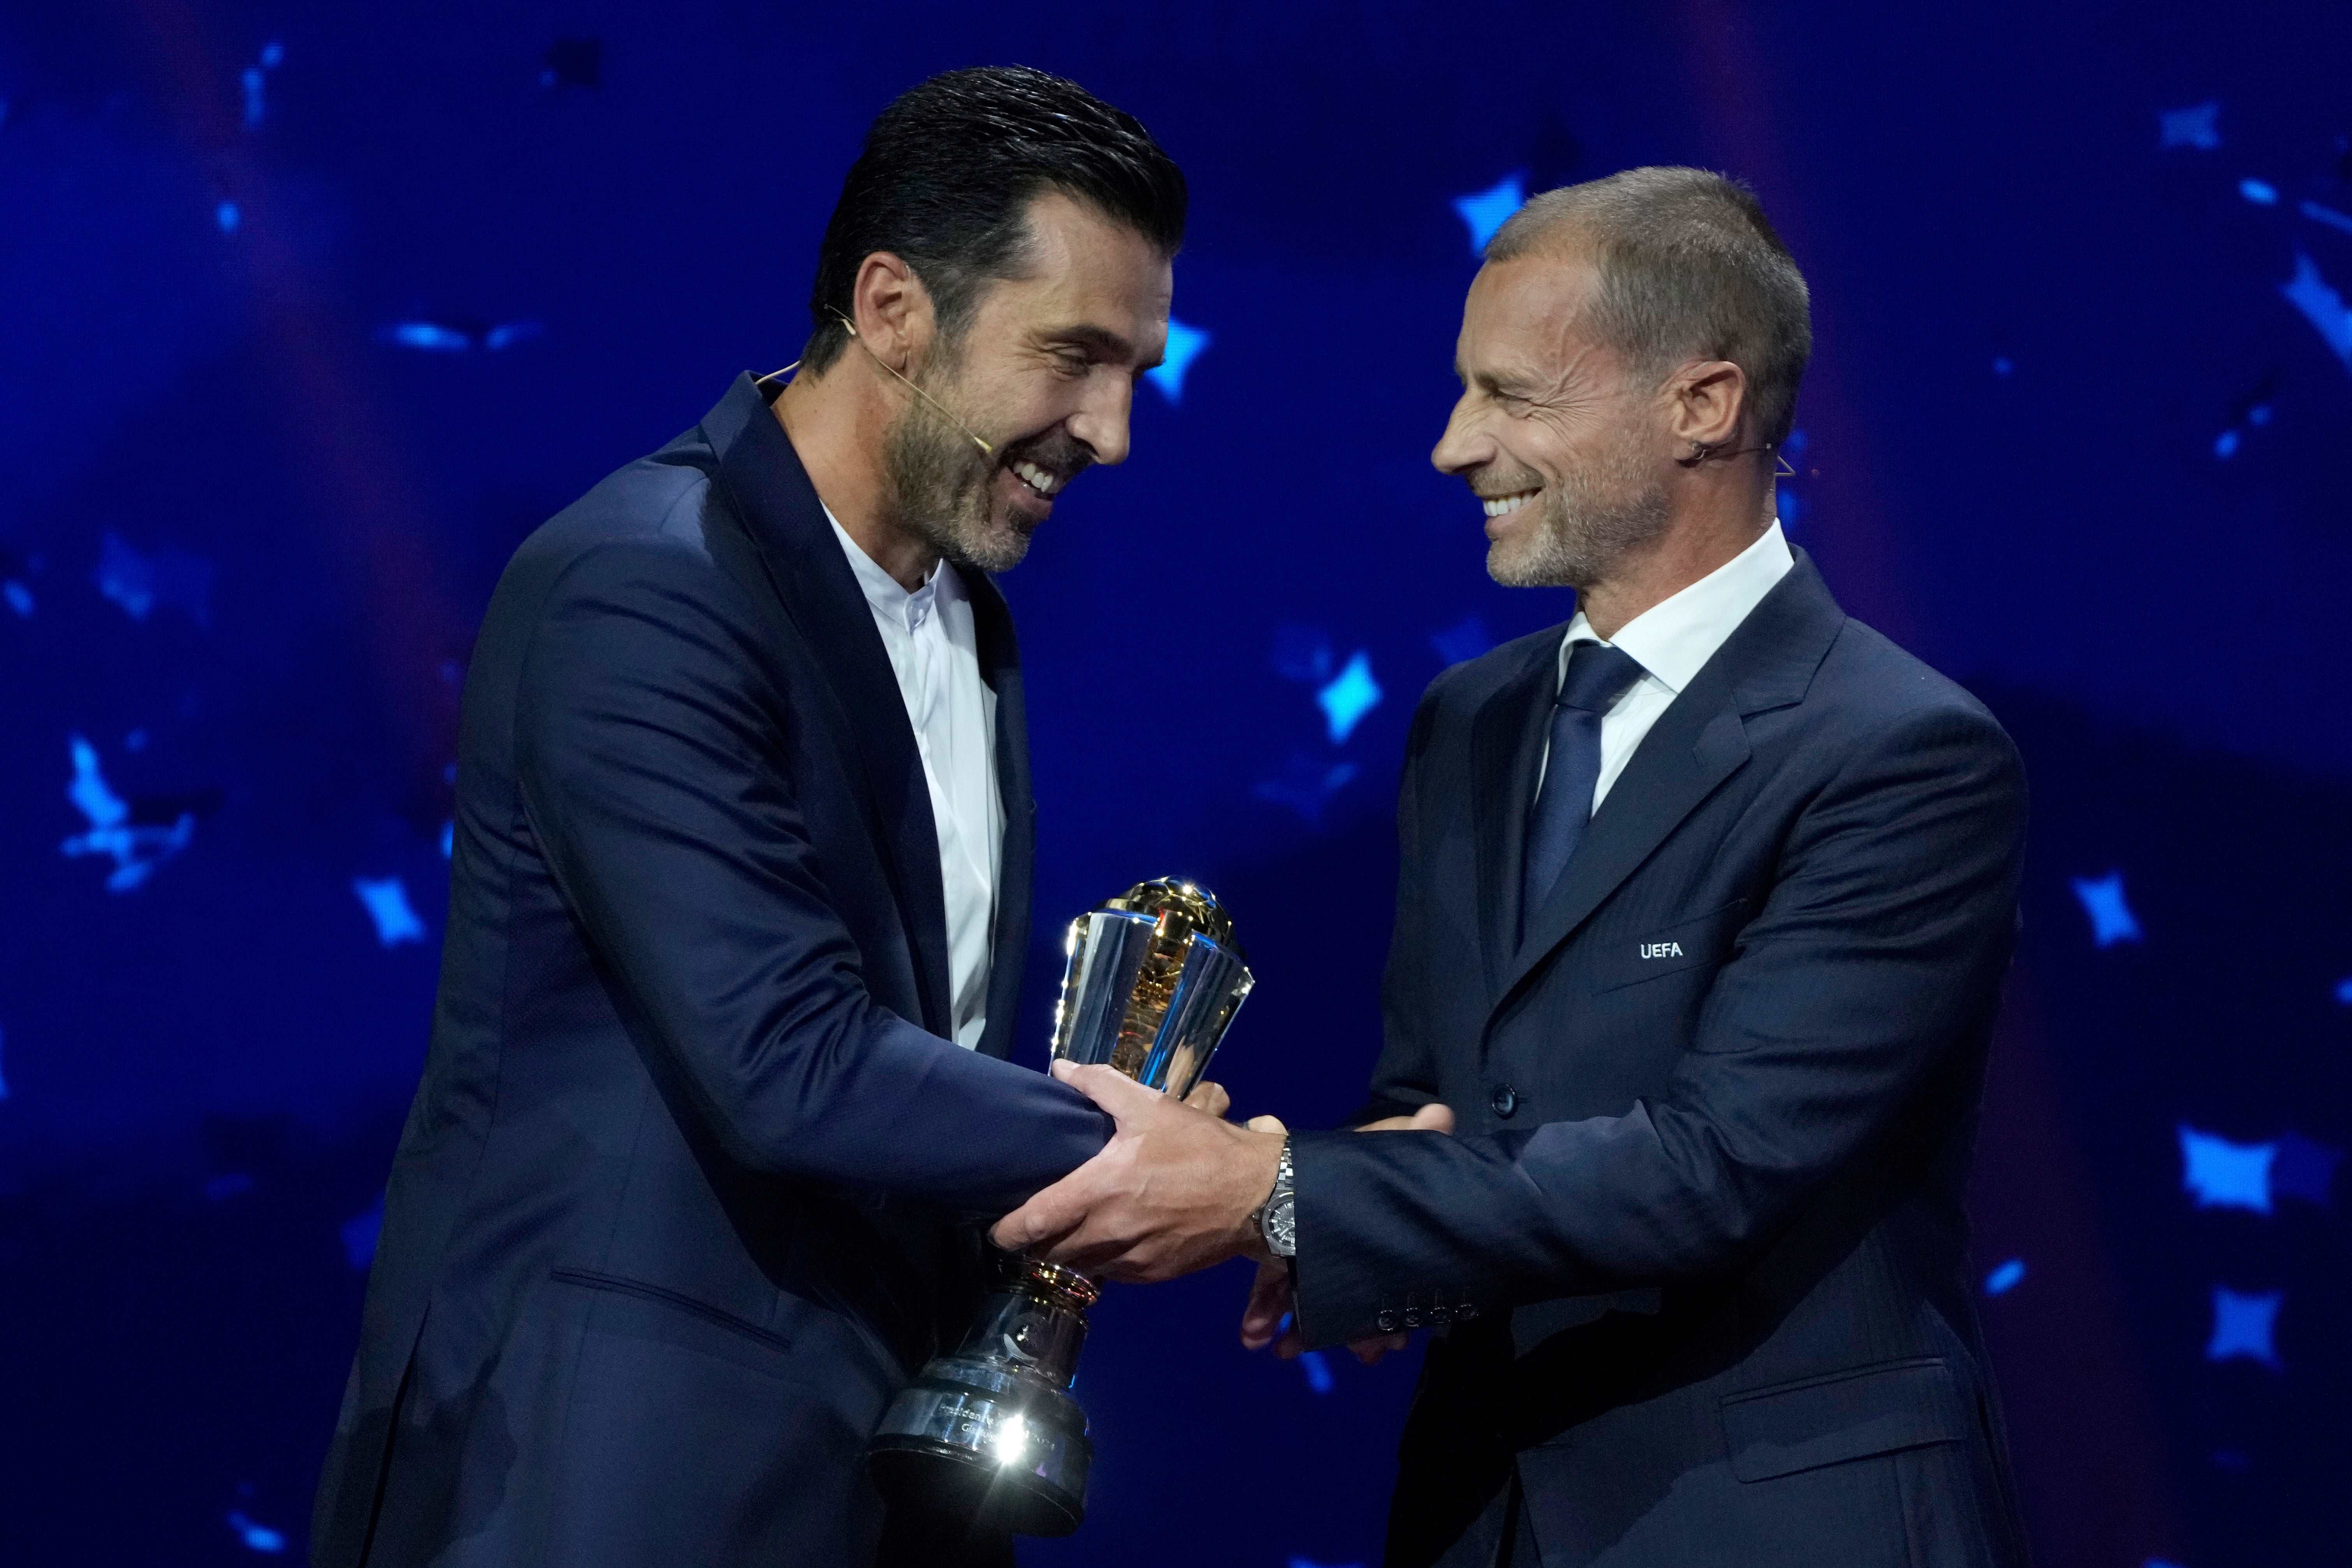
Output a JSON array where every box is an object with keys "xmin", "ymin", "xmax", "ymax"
[{"xmin": 826, "ymin": 510, "xmax": 1004, "ymax": 1050}]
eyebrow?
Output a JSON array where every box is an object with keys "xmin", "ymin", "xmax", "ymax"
[{"xmin": 1045, "ymin": 322, "xmax": 1158, "ymax": 370}]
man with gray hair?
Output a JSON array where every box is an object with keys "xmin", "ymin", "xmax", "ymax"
[{"xmin": 992, "ymin": 167, "xmax": 2032, "ymax": 1566}]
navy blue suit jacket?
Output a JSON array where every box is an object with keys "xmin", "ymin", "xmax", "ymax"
[
  {"xmin": 1290, "ymin": 555, "xmax": 2031, "ymax": 1568},
  {"xmin": 309, "ymin": 375, "xmax": 1111, "ymax": 1567}
]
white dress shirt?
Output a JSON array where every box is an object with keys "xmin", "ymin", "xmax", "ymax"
[
  {"xmin": 1539, "ymin": 521, "xmax": 1796, "ymax": 813},
  {"xmin": 827, "ymin": 511, "xmax": 1004, "ymax": 1050}
]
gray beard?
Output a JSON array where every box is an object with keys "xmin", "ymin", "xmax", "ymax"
[
  {"xmin": 1488, "ymin": 449, "xmax": 1671, "ymax": 590},
  {"xmin": 880, "ymin": 381, "xmax": 1033, "ymax": 575}
]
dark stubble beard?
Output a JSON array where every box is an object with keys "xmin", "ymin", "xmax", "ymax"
[
  {"xmin": 879, "ymin": 362, "xmax": 1035, "ymax": 575},
  {"xmin": 1487, "ymin": 436, "xmax": 1673, "ymax": 590}
]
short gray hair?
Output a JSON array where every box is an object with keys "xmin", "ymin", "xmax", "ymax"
[{"xmin": 1485, "ymin": 167, "xmax": 1811, "ymax": 448}]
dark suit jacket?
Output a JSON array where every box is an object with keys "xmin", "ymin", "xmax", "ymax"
[
  {"xmin": 1290, "ymin": 554, "xmax": 2031, "ymax": 1568},
  {"xmin": 309, "ymin": 375, "xmax": 1111, "ymax": 1568}
]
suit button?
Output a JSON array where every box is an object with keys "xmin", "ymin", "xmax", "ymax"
[
  {"xmin": 1376, "ymin": 1310, "xmax": 1399, "ymax": 1333},
  {"xmin": 1489, "ymin": 1084, "xmax": 1519, "ymax": 1118}
]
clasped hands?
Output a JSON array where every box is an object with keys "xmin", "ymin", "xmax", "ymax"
[{"xmin": 989, "ymin": 1061, "xmax": 1453, "ymax": 1365}]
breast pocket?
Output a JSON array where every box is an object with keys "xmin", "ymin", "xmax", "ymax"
[{"xmin": 1589, "ymin": 897, "xmax": 1748, "ymax": 995}]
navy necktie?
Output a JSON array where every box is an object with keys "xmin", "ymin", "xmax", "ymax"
[{"xmin": 1520, "ymin": 641, "xmax": 1647, "ymax": 937}]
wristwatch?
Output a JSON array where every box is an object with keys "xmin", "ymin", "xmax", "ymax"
[{"xmin": 1253, "ymin": 1136, "xmax": 1296, "ymax": 1258}]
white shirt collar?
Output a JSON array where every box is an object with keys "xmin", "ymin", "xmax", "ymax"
[
  {"xmin": 1562, "ymin": 520, "xmax": 1795, "ymax": 695},
  {"xmin": 825, "ymin": 506, "xmax": 961, "ymax": 630}
]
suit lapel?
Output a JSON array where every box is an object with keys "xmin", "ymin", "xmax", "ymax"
[
  {"xmin": 699, "ymin": 374, "xmax": 955, "ymax": 1038},
  {"xmin": 964, "ymin": 566, "xmax": 1034, "ymax": 1063},
  {"xmin": 1492, "ymin": 551, "xmax": 1845, "ymax": 1014},
  {"xmin": 1470, "ymin": 635, "xmax": 1564, "ymax": 1000}
]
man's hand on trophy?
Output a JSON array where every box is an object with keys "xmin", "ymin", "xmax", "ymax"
[
  {"xmin": 1237, "ymin": 1100, "xmax": 1454, "ymax": 1366},
  {"xmin": 989, "ymin": 1060, "xmax": 1282, "ymax": 1282},
  {"xmin": 1182, "ymin": 1078, "xmax": 1231, "ymax": 1118}
]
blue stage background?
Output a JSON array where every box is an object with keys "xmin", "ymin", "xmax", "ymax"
[{"xmin": 3, "ymin": 4, "xmax": 2348, "ymax": 1564}]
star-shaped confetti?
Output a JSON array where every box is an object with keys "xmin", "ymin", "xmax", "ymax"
[
  {"xmin": 2070, "ymin": 870, "xmax": 2141, "ymax": 947},
  {"xmin": 2280, "ymin": 252, "xmax": 2352, "ymax": 370},
  {"xmin": 1454, "ymin": 174, "xmax": 1526, "ymax": 254},
  {"xmin": 2205, "ymin": 1287, "xmax": 2282, "ymax": 1370},
  {"xmin": 2157, "ymin": 101, "xmax": 2220, "ymax": 150},
  {"xmin": 1318, "ymin": 651, "xmax": 1382, "ymax": 743},
  {"xmin": 2180, "ymin": 1125, "xmax": 2274, "ymax": 1212},
  {"xmin": 353, "ymin": 876, "xmax": 426, "ymax": 947},
  {"xmin": 61, "ymin": 735, "xmax": 196, "ymax": 892},
  {"xmin": 1145, "ymin": 318, "xmax": 1209, "ymax": 403}
]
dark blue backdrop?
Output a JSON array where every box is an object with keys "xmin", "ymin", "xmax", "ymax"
[{"xmin": 3, "ymin": 4, "xmax": 2347, "ymax": 1564}]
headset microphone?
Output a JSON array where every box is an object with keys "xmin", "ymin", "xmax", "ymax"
[{"xmin": 756, "ymin": 311, "xmax": 995, "ymax": 461}]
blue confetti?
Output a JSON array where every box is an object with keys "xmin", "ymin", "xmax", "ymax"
[
  {"xmin": 96, "ymin": 530, "xmax": 214, "ymax": 625},
  {"xmin": 2270, "ymin": 1131, "xmax": 2341, "ymax": 1207},
  {"xmin": 353, "ymin": 876, "xmax": 426, "ymax": 947},
  {"xmin": 1144, "ymin": 318, "xmax": 1209, "ymax": 403},
  {"xmin": 1781, "ymin": 429, "xmax": 1809, "ymax": 460},
  {"xmin": 1255, "ymin": 753, "xmax": 1358, "ymax": 825},
  {"xmin": 1776, "ymin": 485, "xmax": 1803, "ymax": 527},
  {"xmin": 2069, "ymin": 870, "xmax": 2141, "ymax": 947},
  {"xmin": 227, "ymin": 1511, "xmax": 287, "ymax": 1553},
  {"xmin": 260, "ymin": 40, "xmax": 284, "ymax": 69},
  {"xmin": 1429, "ymin": 615, "xmax": 1492, "ymax": 666},
  {"xmin": 440, "ymin": 820, "xmax": 455, "ymax": 859},
  {"xmin": 1984, "ymin": 1258, "xmax": 2027, "ymax": 1295},
  {"xmin": 242, "ymin": 67, "xmax": 266, "ymax": 129},
  {"xmin": 2157, "ymin": 101, "xmax": 2220, "ymax": 150},
  {"xmin": 4, "ymin": 580, "xmax": 30, "ymax": 616},
  {"xmin": 2280, "ymin": 252, "xmax": 2352, "ymax": 370},
  {"xmin": 2179, "ymin": 1125, "xmax": 2273, "ymax": 1213},
  {"xmin": 385, "ymin": 322, "xmax": 473, "ymax": 353},
  {"xmin": 342, "ymin": 1195, "xmax": 385, "ymax": 1270},
  {"xmin": 1992, "ymin": 355, "xmax": 2014, "ymax": 376},
  {"xmin": 204, "ymin": 1173, "xmax": 255, "ymax": 1202},
  {"xmin": 2205, "ymin": 1287, "xmax": 2282, "ymax": 1370},
  {"xmin": 61, "ymin": 736, "xmax": 196, "ymax": 893},
  {"xmin": 2213, "ymin": 430, "xmax": 2239, "ymax": 459},
  {"xmin": 1318, "ymin": 651, "xmax": 1382, "ymax": 743},
  {"xmin": 1299, "ymin": 1350, "xmax": 1333, "ymax": 1393},
  {"xmin": 1454, "ymin": 174, "xmax": 1526, "ymax": 253},
  {"xmin": 2334, "ymin": 976, "xmax": 2352, "ymax": 1005},
  {"xmin": 2303, "ymin": 199, "xmax": 2352, "ymax": 238},
  {"xmin": 2238, "ymin": 178, "xmax": 2277, "ymax": 205},
  {"xmin": 0, "ymin": 1023, "xmax": 10, "ymax": 1101},
  {"xmin": 216, "ymin": 200, "xmax": 241, "ymax": 234}
]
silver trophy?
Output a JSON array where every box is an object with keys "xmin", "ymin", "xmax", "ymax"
[{"xmin": 865, "ymin": 878, "xmax": 1254, "ymax": 1536}]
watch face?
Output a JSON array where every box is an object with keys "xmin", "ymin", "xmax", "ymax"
[{"xmin": 1265, "ymin": 1196, "xmax": 1297, "ymax": 1257}]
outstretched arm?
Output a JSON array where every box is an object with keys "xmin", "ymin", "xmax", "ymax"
[{"xmin": 514, "ymin": 539, "xmax": 1108, "ymax": 1215}]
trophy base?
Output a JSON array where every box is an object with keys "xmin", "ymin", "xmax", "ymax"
[{"xmin": 867, "ymin": 1362, "xmax": 1091, "ymax": 1537}]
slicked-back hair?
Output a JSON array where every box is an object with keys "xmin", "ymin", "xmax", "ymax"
[
  {"xmin": 803, "ymin": 66, "xmax": 1187, "ymax": 375},
  {"xmin": 1485, "ymin": 167, "xmax": 1811, "ymax": 448}
]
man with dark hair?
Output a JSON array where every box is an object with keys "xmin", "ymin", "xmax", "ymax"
[
  {"xmin": 995, "ymin": 167, "xmax": 2032, "ymax": 1566},
  {"xmin": 309, "ymin": 66, "xmax": 1187, "ymax": 1568}
]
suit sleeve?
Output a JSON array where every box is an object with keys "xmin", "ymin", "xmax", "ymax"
[
  {"xmin": 1344, "ymin": 678, "xmax": 1450, "ymax": 1128},
  {"xmin": 1290, "ymin": 701, "xmax": 2026, "ymax": 1346},
  {"xmin": 512, "ymin": 539, "xmax": 1108, "ymax": 1214}
]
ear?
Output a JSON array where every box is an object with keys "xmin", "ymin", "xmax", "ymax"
[
  {"xmin": 1666, "ymin": 359, "xmax": 1748, "ymax": 451},
  {"xmin": 848, "ymin": 252, "xmax": 934, "ymax": 370}
]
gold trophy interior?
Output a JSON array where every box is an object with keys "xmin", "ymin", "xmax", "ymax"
[{"xmin": 863, "ymin": 878, "xmax": 1253, "ymax": 1536}]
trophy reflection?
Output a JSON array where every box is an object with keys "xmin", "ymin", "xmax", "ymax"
[{"xmin": 865, "ymin": 878, "xmax": 1254, "ymax": 1536}]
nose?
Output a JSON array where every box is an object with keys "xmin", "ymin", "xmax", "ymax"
[
  {"xmin": 1068, "ymin": 377, "xmax": 1135, "ymax": 467},
  {"xmin": 1430, "ymin": 392, "xmax": 1490, "ymax": 476}
]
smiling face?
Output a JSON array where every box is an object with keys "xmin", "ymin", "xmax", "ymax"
[
  {"xmin": 884, "ymin": 190, "xmax": 1172, "ymax": 573},
  {"xmin": 1432, "ymin": 250, "xmax": 1673, "ymax": 588}
]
